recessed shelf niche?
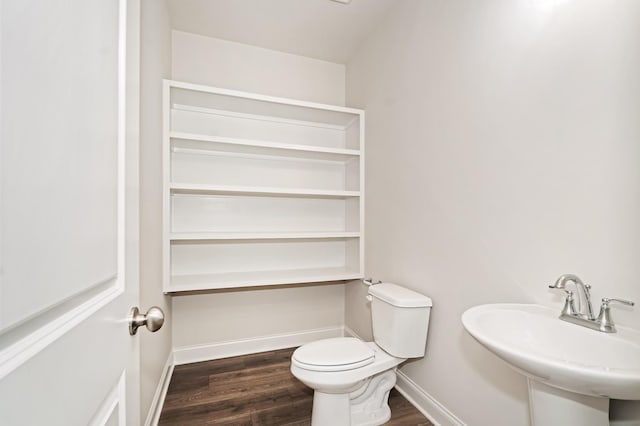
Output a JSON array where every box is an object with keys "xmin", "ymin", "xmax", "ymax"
[{"xmin": 163, "ymin": 80, "xmax": 364, "ymax": 292}]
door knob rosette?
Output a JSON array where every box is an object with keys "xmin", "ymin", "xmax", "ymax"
[{"xmin": 129, "ymin": 306, "xmax": 165, "ymax": 335}]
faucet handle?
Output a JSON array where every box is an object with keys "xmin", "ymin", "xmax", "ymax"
[
  {"xmin": 561, "ymin": 290, "xmax": 578, "ymax": 316},
  {"xmin": 597, "ymin": 298, "xmax": 635, "ymax": 333},
  {"xmin": 549, "ymin": 285, "xmax": 578, "ymax": 316},
  {"xmin": 601, "ymin": 297, "xmax": 635, "ymax": 308}
]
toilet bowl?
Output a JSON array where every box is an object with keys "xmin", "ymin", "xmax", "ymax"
[
  {"xmin": 291, "ymin": 283, "xmax": 432, "ymax": 426},
  {"xmin": 291, "ymin": 338, "xmax": 405, "ymax": 426}
]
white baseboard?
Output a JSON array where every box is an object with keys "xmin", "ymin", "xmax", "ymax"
[
  {"xmin": 395, "ymin": 370, "xmax": 466, "ymax": 426},
  {"xmin": 343, "ymin": 325, "xmax": 361, "ymax": 339},
  {"xmin": 172, "ymin": 326, "xmax": 344, "ymax": 365},
  {"xmin": 144, "ymin": 351, "xmax": 175, "ymax": 426}
]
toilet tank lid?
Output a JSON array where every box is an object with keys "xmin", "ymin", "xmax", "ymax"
[{"xmin": 368, "ymin": 283, "xmax": 432, "ymax": 307}]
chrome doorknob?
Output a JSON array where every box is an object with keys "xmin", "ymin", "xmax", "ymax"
[{"xmin": 129, "ymin": 306, "xmax": 165, "ymax": 335}]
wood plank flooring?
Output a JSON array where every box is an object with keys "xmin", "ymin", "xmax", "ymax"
[{"xmin": 159, "ymin": 347, "xmax": 433, "ymax": 425}]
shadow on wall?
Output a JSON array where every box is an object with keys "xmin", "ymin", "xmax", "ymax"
[
  {"xmin": 610, "ymin": 400, "xmax": 640, "ymax": 424},
  {"xmin": 459, "ymin": 331, "xmax": 528, "ymax": 404}
]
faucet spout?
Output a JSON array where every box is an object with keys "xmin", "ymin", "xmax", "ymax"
[
  {"xmin": 548, "ymin": 275, "xmax": 634, "ymax": 333},
  {"xmin": 550, "ymin": 274, "xmax": 595, "ymax": 320}
]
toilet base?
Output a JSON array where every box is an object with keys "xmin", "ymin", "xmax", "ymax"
[
  {"xmin": 310, "ymin": 369, "xmax": 397, "ymax": 426},
  {"xmin": 311, "ymin": 391, "xmax": 351, "ymax": 426}
]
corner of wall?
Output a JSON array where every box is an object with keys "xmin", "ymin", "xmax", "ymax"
[
  {"xmin": 344, "ymin": 280, "xmax": 373, "ymax": 341},
  {"xmin": 140, "ymin": 0, "xmax": 173, "ymax": 423}
]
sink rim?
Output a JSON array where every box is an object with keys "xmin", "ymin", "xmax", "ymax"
[{"xmin": 462, "ymin": 303, "xmax": 640, "ymax": 400}]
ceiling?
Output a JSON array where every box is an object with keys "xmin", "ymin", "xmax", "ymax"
[{"xmin": 167, "ymin": 0, "xmax": 398, "ymax": 64}]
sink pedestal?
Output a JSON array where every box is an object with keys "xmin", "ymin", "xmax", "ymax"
[
  {"xmin": 528, "ymin": 380, "xmax": 609, "ymax": 426},
  {"xmin": 462, "ymin": 304, "xmax": 640, "ymax": 425}
]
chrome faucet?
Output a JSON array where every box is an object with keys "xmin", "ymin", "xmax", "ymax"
[
  {"xmin": 549, "ymin": 274, "xmax": 635, "ymax": 333},
  {"xmin": 549, "ymin": 274, "xmax": 595, "ymax": 320}
]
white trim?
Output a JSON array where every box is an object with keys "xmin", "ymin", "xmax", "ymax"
[
  {"xmin": 172, "ymin": 103, "xmax": 349, "ymax": 131},
  {"xmin": 169, "ymin": 182, "xmax": 361, "ymax": 198},
  {"xmin": 169, "ymin": 269, "xmax": 362, "ymax": 293},
  {"xmin": 358, "ymin": 114, "xmax": 365, "ymax": 275},
  {"xmin": 343, "ymin": 325, "xmax": 362, "ymax": 339},
  {"xmin": 89, "ymin": 371, "xmax": 127, "ymax": 426},
  {"xmin": 0, "ymin": 0, "xmax": 4, "ymax": 332},
  {"xmin": 170, "ymin": 131, "xmax": 361, "ymax": 159},
  {"xmin": 0, "ymin": 286, "xmax": 123, "ymax": 380},
  {"xmin": 144, "ymin": 352, "xmax": 175, "ymax": 426},
  {"xmin": 395, "ymin": 370, "xmax": 466, "ymax": 426},
  {"xmin": 166, "ymin": 79, "xmax": 364, "ymax": 116},
  {"xmin": 116, "ymin": 0, "xmax": 127, "ymax": 294},
  {"xmin": 169, "ymin": 231, "xmax": 361, "ymax": 241},
  {"xmin": 171, "ymin": 146, "xmax": 356, "ymax": 165},
  {"xmin": 172, "ymin": 326, "xmax": 343, "ymax": 365},
  {"xmin": 162, "ymin": 80, "xmax": 171, "ymax": 294}
]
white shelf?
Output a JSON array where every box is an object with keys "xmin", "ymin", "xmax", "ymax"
[
  {"xmin": 167, "ymin": 79, "xmax": 363, "ymax": 126},
  {"xmin": 172, "ymin": 104, "xmax": 355, "ymax": 131},
  {"xmin": 170, "ymin": 131, "xmax": 360, "ymax": 161},
  {"xmin": 170, "ymin": 267, "xmax": 363, "ymax": 291},
  {"xmin": 170, "ymin": 232, "xmax": 360, "ymax": 241},
  {"xmin": 163, "ymin": 80, "xmax": 364, "ymax": 292},
  {"xmin": 169, "ymin": 183, "xmax": 361, "ymax": 198}
]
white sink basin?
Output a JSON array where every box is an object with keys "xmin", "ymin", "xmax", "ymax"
[{"xmin": 462, "ymin": 303, "xmax": 640, "ymax": 400}]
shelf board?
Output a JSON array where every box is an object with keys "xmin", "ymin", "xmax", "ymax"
[
  {"xmin": 167, "ymin": 80, "xmax": 363, "ymax": 127},
  {"xmin": 172, "ymin": 104, "xmax": 351, "ymax": 131},
  {"xmin": 169, "ymin": 231, "xmax": 361, "ymax": 241},
  {"xmin": 169, "ymin": 183, "xmax": 361, "ymax": 199},
  {"xmin": 170, "ymin": 131, "xmax": 360, "ymax": 162},
  {"xmin": 167, "ymin": 267, "xmax": 363, "ymax": 292}
]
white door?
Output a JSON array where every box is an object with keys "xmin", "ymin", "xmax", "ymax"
[{"xmin": 0, "ymin": 0, "xmax": 143, "ymax": 425}]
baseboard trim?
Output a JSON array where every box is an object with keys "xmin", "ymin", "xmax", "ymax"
[
  {"xmin": 172, "ymin": 326, "xmax": 344, "ymax": 365},
  {"xmin": 395, "ymin": 370, "xmax": 466, "ymax": 426},
  {"xmin": 342, "ymin": 325, "xmax": 361, "ymax": 339},
  {"xmin": 144, "ymin": 351, "xmax": 175, "ymax": 426}
]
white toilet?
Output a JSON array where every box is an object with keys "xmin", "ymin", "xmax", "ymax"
[{"xmin": 291, "ymin": 283, "xmax": 432, "ymax": 426}]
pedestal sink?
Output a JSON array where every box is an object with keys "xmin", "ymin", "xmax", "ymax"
[{"xmin": 462, "ymin": 304, "xmax": 640, "ymax": 426}]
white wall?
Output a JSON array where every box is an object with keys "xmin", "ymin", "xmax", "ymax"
[
  {"xmin": 140, "ymin": 0, "xmax": 172, "ymax": 423},
  {"xmin": 170, "ymin": 32, "xmax": 347, "ymax": 352},
  {"xmin": 346, "ymin": 1, "xmax": 640, "ymax": 425},
  {"xmin": 172, "ymin": 31, "xmax": 345, "ymax": 105},
  {"xmin": 173, "ymin": 284, "xmax": 345, "ymax": 348}
]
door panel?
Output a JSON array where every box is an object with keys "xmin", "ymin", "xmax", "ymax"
[
  {"xmin": 1, "ymin": 0, "xmax": 120, "ymax": 331},
  {"xmin": 0, "ymin": 0, "xmax": 140, "ymax": 424}
]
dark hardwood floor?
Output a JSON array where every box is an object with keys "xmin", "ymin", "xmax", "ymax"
[{"xmin": 159, "ymin": 347, "xmax": 433, "ymax": 425}]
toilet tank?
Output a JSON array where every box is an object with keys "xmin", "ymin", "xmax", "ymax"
[{"xmin": 368, "ymin": 283, "xmax": 432, "ymax": 358}]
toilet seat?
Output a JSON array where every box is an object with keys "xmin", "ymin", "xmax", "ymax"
[{"xmin": 292, "ymin": 337, "xmax": 375, "ymax": 372}]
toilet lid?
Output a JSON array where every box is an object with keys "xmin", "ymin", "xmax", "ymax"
[{"xmin": 292, "ymin": 337, "xmax": 375, "ymax": 372}]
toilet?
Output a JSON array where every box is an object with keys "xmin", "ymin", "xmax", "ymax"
[{"xmin": 290, "ymin": 283, "xmax": 432, "ymax": 426}]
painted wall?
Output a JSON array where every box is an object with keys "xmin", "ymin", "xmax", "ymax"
[
  {"xmin": 172, "ymin": 31, "xmax": 345, "ymax": 105},
  {"xmin": 139, "ymin": 0, "xmax": 172, "ymax": 423},
  {"xmin": 345, "ymin": 1, "xmax": 640, "ymax": 425},
  {"xmin": 170, "ymin": 32, "xmax": 347, "ymax": 352},
  {"xmin": 172, "ymin": 284, "xmax": 345, "ymax": 348}
]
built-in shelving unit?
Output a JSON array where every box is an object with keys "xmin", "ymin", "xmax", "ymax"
[{"xmin": 163, "ymin": 80, "xmax": 364, "ymax": 292}]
